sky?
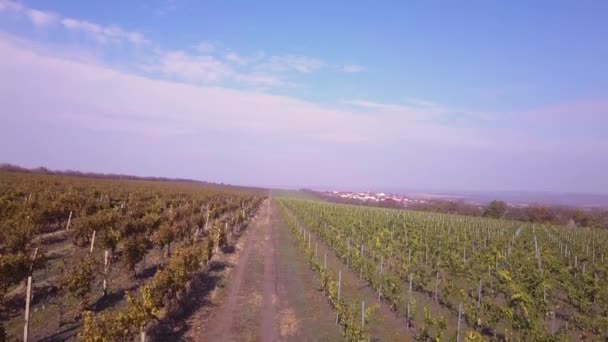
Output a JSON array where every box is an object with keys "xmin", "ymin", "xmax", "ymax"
[{"xmin": 0, "ymin": 0, "xmax": 607, "ymax": 193}]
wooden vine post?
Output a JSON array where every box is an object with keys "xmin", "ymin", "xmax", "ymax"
[
  {"xmin": 477, "ymin": 279, "xmax": 482, "ymax": 309},
  {"xmin": 378, "ymin": 256, "xmax": 384, "ymax": 299},
  {"xmin": 361, "ymin": 301, "xmax": 365, "ymax": 328},
  {"xmin": 103, "ymin": 250, "xmax": 109, "ymax": 296},
  {"xmin": 66, "ymin": 210, "xmax": 73, "ymax": 230},
  {"xmin": 224, "ymin": 222, "xmax": 228, "ymax": 244},
  {"xmin": 336, "ymin": 270, "xmax": 342, "ymax": 324},
  {"xmin": 360, "ymin": 244, "xmax": 364, "ymax": 279},
  {"xmin": 434, "ymin": 271, "xmax": 440, "ymax": 303},
  {"xmin": 23, "ymin": 276, "xmax": 32, "ymax": 342},
  {"xmin": 457, "ymin": 303, "xmax": 462, "ymax": 342},
  {"xmin": 29, "ymin": 248, "xmax": 38, "ymax": 274},
  {"xmin": 407, "ymin": 272, "xmax": 413, "ymax": 328},
  {"xmin": 90, "ymin": 230, "xmax": 96, "ymax": 254},
  {"xmin": 204, "ymin": 204, "xmax": 210, "ymax": 231}
]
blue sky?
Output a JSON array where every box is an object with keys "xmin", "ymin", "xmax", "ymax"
[{"xmin": 0, "ymin": 0, "xmax": 607, "ymax": 193}]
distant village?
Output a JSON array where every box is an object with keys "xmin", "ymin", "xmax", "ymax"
[{"xmin": 322, "ymin": 190, "xmax": 430, "ymax": 207}]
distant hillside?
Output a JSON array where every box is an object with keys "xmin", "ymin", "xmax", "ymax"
[{"xmin": 0, "ymin": 163, "xmax": 266, "ymax": 193}]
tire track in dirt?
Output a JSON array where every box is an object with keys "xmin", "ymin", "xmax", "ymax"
[
  {"xmin": 182, "ymin": 195, "xmax": 342, "ymax": 341},
  {"xmin": 184, "ymin": 199, "xmax": 270, "ymax": 341},
  {"xmin": 270, "ymin": 199, "xmax": 342, "ymax": 341},
  {"xmin": 261, "ymin": 197, "xmax": 279, "ymax": 341}
]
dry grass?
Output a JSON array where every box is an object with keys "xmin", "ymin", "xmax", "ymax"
[
  {"xmin": 249, "ymin": 291, "xmax": 262, "ymax": 308},
  {"xmin": 278, "ymin": 308, "xmax": 300, "ymax": 338}
]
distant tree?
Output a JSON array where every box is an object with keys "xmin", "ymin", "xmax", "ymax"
[
  {"xmin": 483, "ymin": 200, "xmax": 508, "ymax": 219},
  {"xmin": 573, "ymin": 209, "xmax": 592, "ymax": 227},
  {"xmin": 381, "ymin": 198, "xmax": 401, "ymax": 209},
  {"xmin": 525, "ymin": 205, "xmax": 551, "ymax": 223}
]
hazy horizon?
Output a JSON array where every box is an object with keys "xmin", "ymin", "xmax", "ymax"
[
  {"xmin": 1, "ymin": 1, "xmax": 607, "ymax": 194},
  {"xmin": 5, "ymin": 163, "xmax": 608, "ymax": 203}
]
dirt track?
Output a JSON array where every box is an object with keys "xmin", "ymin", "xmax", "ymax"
[{"xmin": 182, "ymin": 197, "xmax": 342, "ymax": 341}]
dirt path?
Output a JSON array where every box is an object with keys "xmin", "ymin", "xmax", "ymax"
[
  {"xmin": 261, "ymin": 199, "xmax": 279, "ymax": 342},
  {"xmin": 182, "ymin": 197, "xmax": 342, "ymax": 341}
]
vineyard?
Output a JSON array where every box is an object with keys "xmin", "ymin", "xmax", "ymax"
[
  {"xmin": 278, "ymin": 202, "xmax": 375, "ymax": 341},
  {"xmin": 278, "ymin": 197, "xmax": 608, "ymax": 341},
  {"xmin": 0, "ymin": 171, "xmax": 264, "ymax": 341},
  {"xmin": 3, "ymin": 169, "xmax": 607, "ymax": 342}
]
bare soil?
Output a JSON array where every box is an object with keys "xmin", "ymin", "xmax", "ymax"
[{"xmin": 180, "ymin": 198, "xmax": 342, "ymax": 341}]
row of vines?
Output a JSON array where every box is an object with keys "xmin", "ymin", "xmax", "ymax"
[
  {"xmin": 278, "ymin": 198, "xmax": 608, "ymax": 341},
  {"xmin": 278, "ymin": 202, "xmax": 375, "ymax": 341},
  {"xmin": 0, "ymin": 171, "xmax": 264, "ymax": 341}
]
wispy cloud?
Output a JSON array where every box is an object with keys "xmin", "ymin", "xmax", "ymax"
[
  {"xmin": 26, "ymin": 9, "xmax": 57, "ymax": 27},
  {"xmin": 5, "ymin": 34, "xmax": 603, "ymax": 152},
  {"xmin": 347, "ymin": 100, "xmax": 409, "ymax": 112},
  {"xmin": 155, "ymin": 0, "xmax": 177, "ymax": 16},
  {"xmin": 346, "ymin": 99, "xmax": 440, "ymax": 122},
  {"xmin": 139, "ymin": 44, "xmax": 328, "ymax": 88},
  {"xmin": 61, "ymin": 18, "xmax": 146, "ymax": 44},
  {"xmin": 343, "ymin": 64, "xmax": 364, "ymax": 73},
  {"xmin": 234, "ymin": 73, "xmax": 284, "ymax": 87},
  {"xmin": 347, "ymin": 98, "xmax": 501, "ymax": 125},
  {"xmin": 0, "ymin": 0, "xmax": 22, "ymax": 12},
  {"xmin": 1, "ymin": 34, "xmax": 606, "ymax": 192},
  {"xmin": 0, "ymin": 0, "xmax": 57, "ymax": 27},
  {"xmin": 145, "ymin": 50, "xmax": 233, "ymax": 83},
  {"xmin": 0, "ymin": 37, "xmax": 362, "ymax": 142},
  {"xmin": 263, "ymin": 55, "xmax": 325, "ymax": 73},
  {"xmin": 0, "ymin": 1, "xmax": 326, "ymax": 88},
  {"xmin": 0, "ymin": 0, "xmax": 362, "ymax": 89},
  {"xmin": 0, "ymin": 0, "xmax": 146, "ymax": 44},
  {"xmin": 0, "ymin": 0, "xmax": 606, "ymax": 192},
  {"xmin": 142, "ymin": 48, "xmax": 284, "ymax": 87},
  {"xmin": 193, "ymin": 41, "xmax": 215, "ymax": 54},
  {"xmin": 225, "ymin": 51, "xmax": 249, "ymax": 65}
]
